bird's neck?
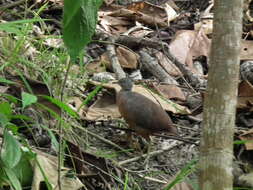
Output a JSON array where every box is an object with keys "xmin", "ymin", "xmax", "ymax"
[{"xmin": 121, "ymin": 87, "xmax": 132, "ymax": 91}]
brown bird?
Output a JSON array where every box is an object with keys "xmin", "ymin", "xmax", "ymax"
[{"xmin": 116, "ymin": 78, "xmax": 178, "ymax": 145}]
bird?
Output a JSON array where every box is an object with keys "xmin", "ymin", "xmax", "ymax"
[{"xmin": 116, "ymin": 77, "xmax": 178, "ymax": 146}]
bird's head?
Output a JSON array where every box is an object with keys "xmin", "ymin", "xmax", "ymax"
[{"xmin": 118, "ymin": 77, "xmax": 133, "ymax": 91}]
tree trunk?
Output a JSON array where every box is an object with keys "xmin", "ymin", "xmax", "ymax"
[{"xmin": 199, "ymin": 0, "xmax": 243, "ymax": 189}]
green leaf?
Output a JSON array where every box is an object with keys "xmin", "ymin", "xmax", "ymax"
[
  {"xmin": 21, "ymin": 92, "xmax": 37, "ymax": 109},
  {"xmin": 11, "ymin": 114, "xmax": 31, "ymax": 121},
  {"xmin": 78, "ymin": 84, "xmax": 102, "ymax": 112},
  {"xmin": 3, "ymin": 166, "xmax": 22, "ymax": 190},
  {"xmin": 0, "ymin": 102, "xmax": 12, "ymax": 127},
  {"xmin": 0, "ymin": 113, "xmax": 9, "ymax": 128},
  {"xmin": 1, "ymin": 130, "xmax": 22, "ymax": 168},
  {"xmin": 6, "ymin": 123, "xmax": 19, "ymax": 135},
  {"xmin": 1, "ymin": 94, "xmax": 19, "ymax": 104},
  {"xmin": 0, "ymin": 149, "xmax": 33, "ymax": 188},
  {"xmin": 234, "ymin": 140, "xmax": 251, "ymax": 145},
  {"xmin": 0, "ymin": 77, "xmax": 16, "ymax": 84},
  {"xmin": 63, "ymin": 0, "xmax": 103, "ymax": 60},
  {"xmin": 42, "ymin": 125, "xmax": 59, "ymax": 151},
  {"xmin": 0, "ymin": 161, "xmax": 8, "ymax": 186},
  {"xmin": 0, "ymin": 102, "xmax": 12, "ymax": 118},
  {"xmin": 13, "ymin": 151, "xmax": 33, "ymax": 187},
  {"xmin": 40, "ymin": 95, "xmax": 78, "ymax": 118},
  {"xmin": 0, "ymin": 18, "xmax": 48, "ymax": 35},
  {"xmin": 163, "ymin": 159, "xmax": 197, "ymax": 190}
]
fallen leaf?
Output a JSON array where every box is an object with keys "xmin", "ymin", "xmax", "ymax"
[
  {"xmin": 194, "ymin": 18, "xmax": 213, "ymax": 34},
  {"xmin": 85, "ymin": 90, "xmax": 120, "ymax": 121},
  {"xmin": 0, "ymin": 85, "xmax": 9, "ymax": 93},
  {"xmin": 86, "ymin": 61, "xmax": 106, "ymax": 74},
  {"xmin": 164, "ymin": 3, "xmax": 178, "ymax": 25},
  {"xmin": 237, "ymin": 80, "xmax": 253, "ymax": 109},
  {"xmin": 31, "ymin": 149, "xmax": 83, "ymax": 190},
  {"xmin": 239, "ymin": 128, "xmax": 253, "ymax": 150},
  {"xmin": 101, "ymin": 46, "xmax": 139, "ymax": 70},
  {"xmin": 155, "ymin": 51, "xmax": 182, "ymax": 76},
  {"xmin": 153, "ymin": 83, "xmax": 186, "ymax": 101},
  {"xmin": 116, "ymin": 46, "xmax": 139, "ymax": 69},
  {"xmin": 68, "ymin": 97, "xmax": 86, "ymax": 119},
  {"xmin": 99, "ymin": 14, "xmax": 132, "ymax": 34},
  {"xmin": 109, "ymin": 7, "xmax": 167, "ymax": 28},
  {"xmin": 169, "ymin": 30, "xmax": 211, "ymax": 74},
  {"xmin": 127, "ymin": 1, "xmax": 166, "ymax": 21}
]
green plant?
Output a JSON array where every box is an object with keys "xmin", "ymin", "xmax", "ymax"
[
  {"xmin": 63, "ymin": 0, "xmax": 103, "ymax": 60},
  {"xmin": 0, "ymin": 100, "xmax": 32, "ymax": 190},
  {"xmin": 163, "ymin": 159, "xmax": 198, "ymax": 190}
]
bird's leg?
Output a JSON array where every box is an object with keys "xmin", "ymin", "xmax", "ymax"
[
  {"xmin": 143, "ymin": 136, "xmax": 152, "ymax": 169},
  {"xmin": 144, "ymin": 142, "xmax": 152, "ymax": 170},
  {"xmin": 126, "ymin": 131, "xmax": 137, "ymax": 150},
  {"xmin": 126, "ymin": 131, "xmax": 133, "ymax": 145}
]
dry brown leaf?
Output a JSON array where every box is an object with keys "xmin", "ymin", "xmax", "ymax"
[
  {"xmin": 66, "ymin": 141, "xmax": 122, "ymax": 188},
  {"xmin": 31, "ymin": 149, "xmax": 83, "ymax": 190},
  {"xmin": 153, "ymin": 83, "xmax": 186, "ymax": 101},
  {"xmin": 239, "ymin": 128, "xmax": 253, "ymax": 150},
  {"xmin": 116, "ymin": 46, "xmax": 139, "ymax": 69},
  {"xmin": 68, "ymin": 97, "xmax": 86, "ymax": 119},
  {"xmin": 86, "ymin": 61, "xmax": 106, "ymax": 74},
  {"xmin": 155, "ymin": 51, "xmax": 182, "ymax": 76},
  {"xmin": 169, "ymin": 30, "xmax": 211, "ymax": 74},
  {"xmin": 101, "ymin": 46, "xmax": 139, "ymax": 70},
  {"xmin": 109, "ymin": 8, "xmax": 167, "ymax": 28},
  {"xmin": 128, "ymin": 27, "xmax": 153, "ymax": 38},
  {"xmin": 194, "ymin": 18, "xmax": 213, "ymax": 34},
  {"xmin": 85, "ymin": 90, "xmax": 120, "ymax": 121},
  {"xmin": 164, "ymin": 3, "xmax": 178, "ymax": 25},
  {"xmin": 99, "ymin": 14, "xmax": 132, "ymax": 34},
  {"xmin": 237, "ymin": 80, "xmax": 253, "ymax": 109},
  {"xmin": 127, "ymin": 1, "xmax": 166, "ymax": 20},
  {"xmin": 0, "ymin": 85, "xmax": 9, "ymax": 93},
  {"xmin": 238, "ymin": 80, "xmax": 253, "ymax": 96}
]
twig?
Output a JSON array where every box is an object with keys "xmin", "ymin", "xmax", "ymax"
[
  {"xmin": 57, "ymin": 56, "xmax": 71, "ymax": 190},
  {"xmin": 118, "ymin": 142, "xmax": 184, "ymax": 166},
  {"xmin": 153, "ymin": 134, "xmax": 198, "ymax": 145},
  {"xmin": 106, "ymin": 36, "xmax": 126, "ymax": 79},
  {"xmin": 137, "ymin": 174, "xmax": 168, "ymax": 184},
  {"xmin": 139, "ymin": 50, "xmax": 178, "ymax": 84},
  {"xmin": 187, "ymin": 115, "xmax": 203, "ymax": 123},
  {"xmin": 176, "ymin": 125, "xmax": 199, "ymax": 132}
]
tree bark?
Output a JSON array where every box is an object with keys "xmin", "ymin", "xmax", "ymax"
[{"xmin": 199, "ymin": 0, "xmax": 243, "ymax": 189}]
